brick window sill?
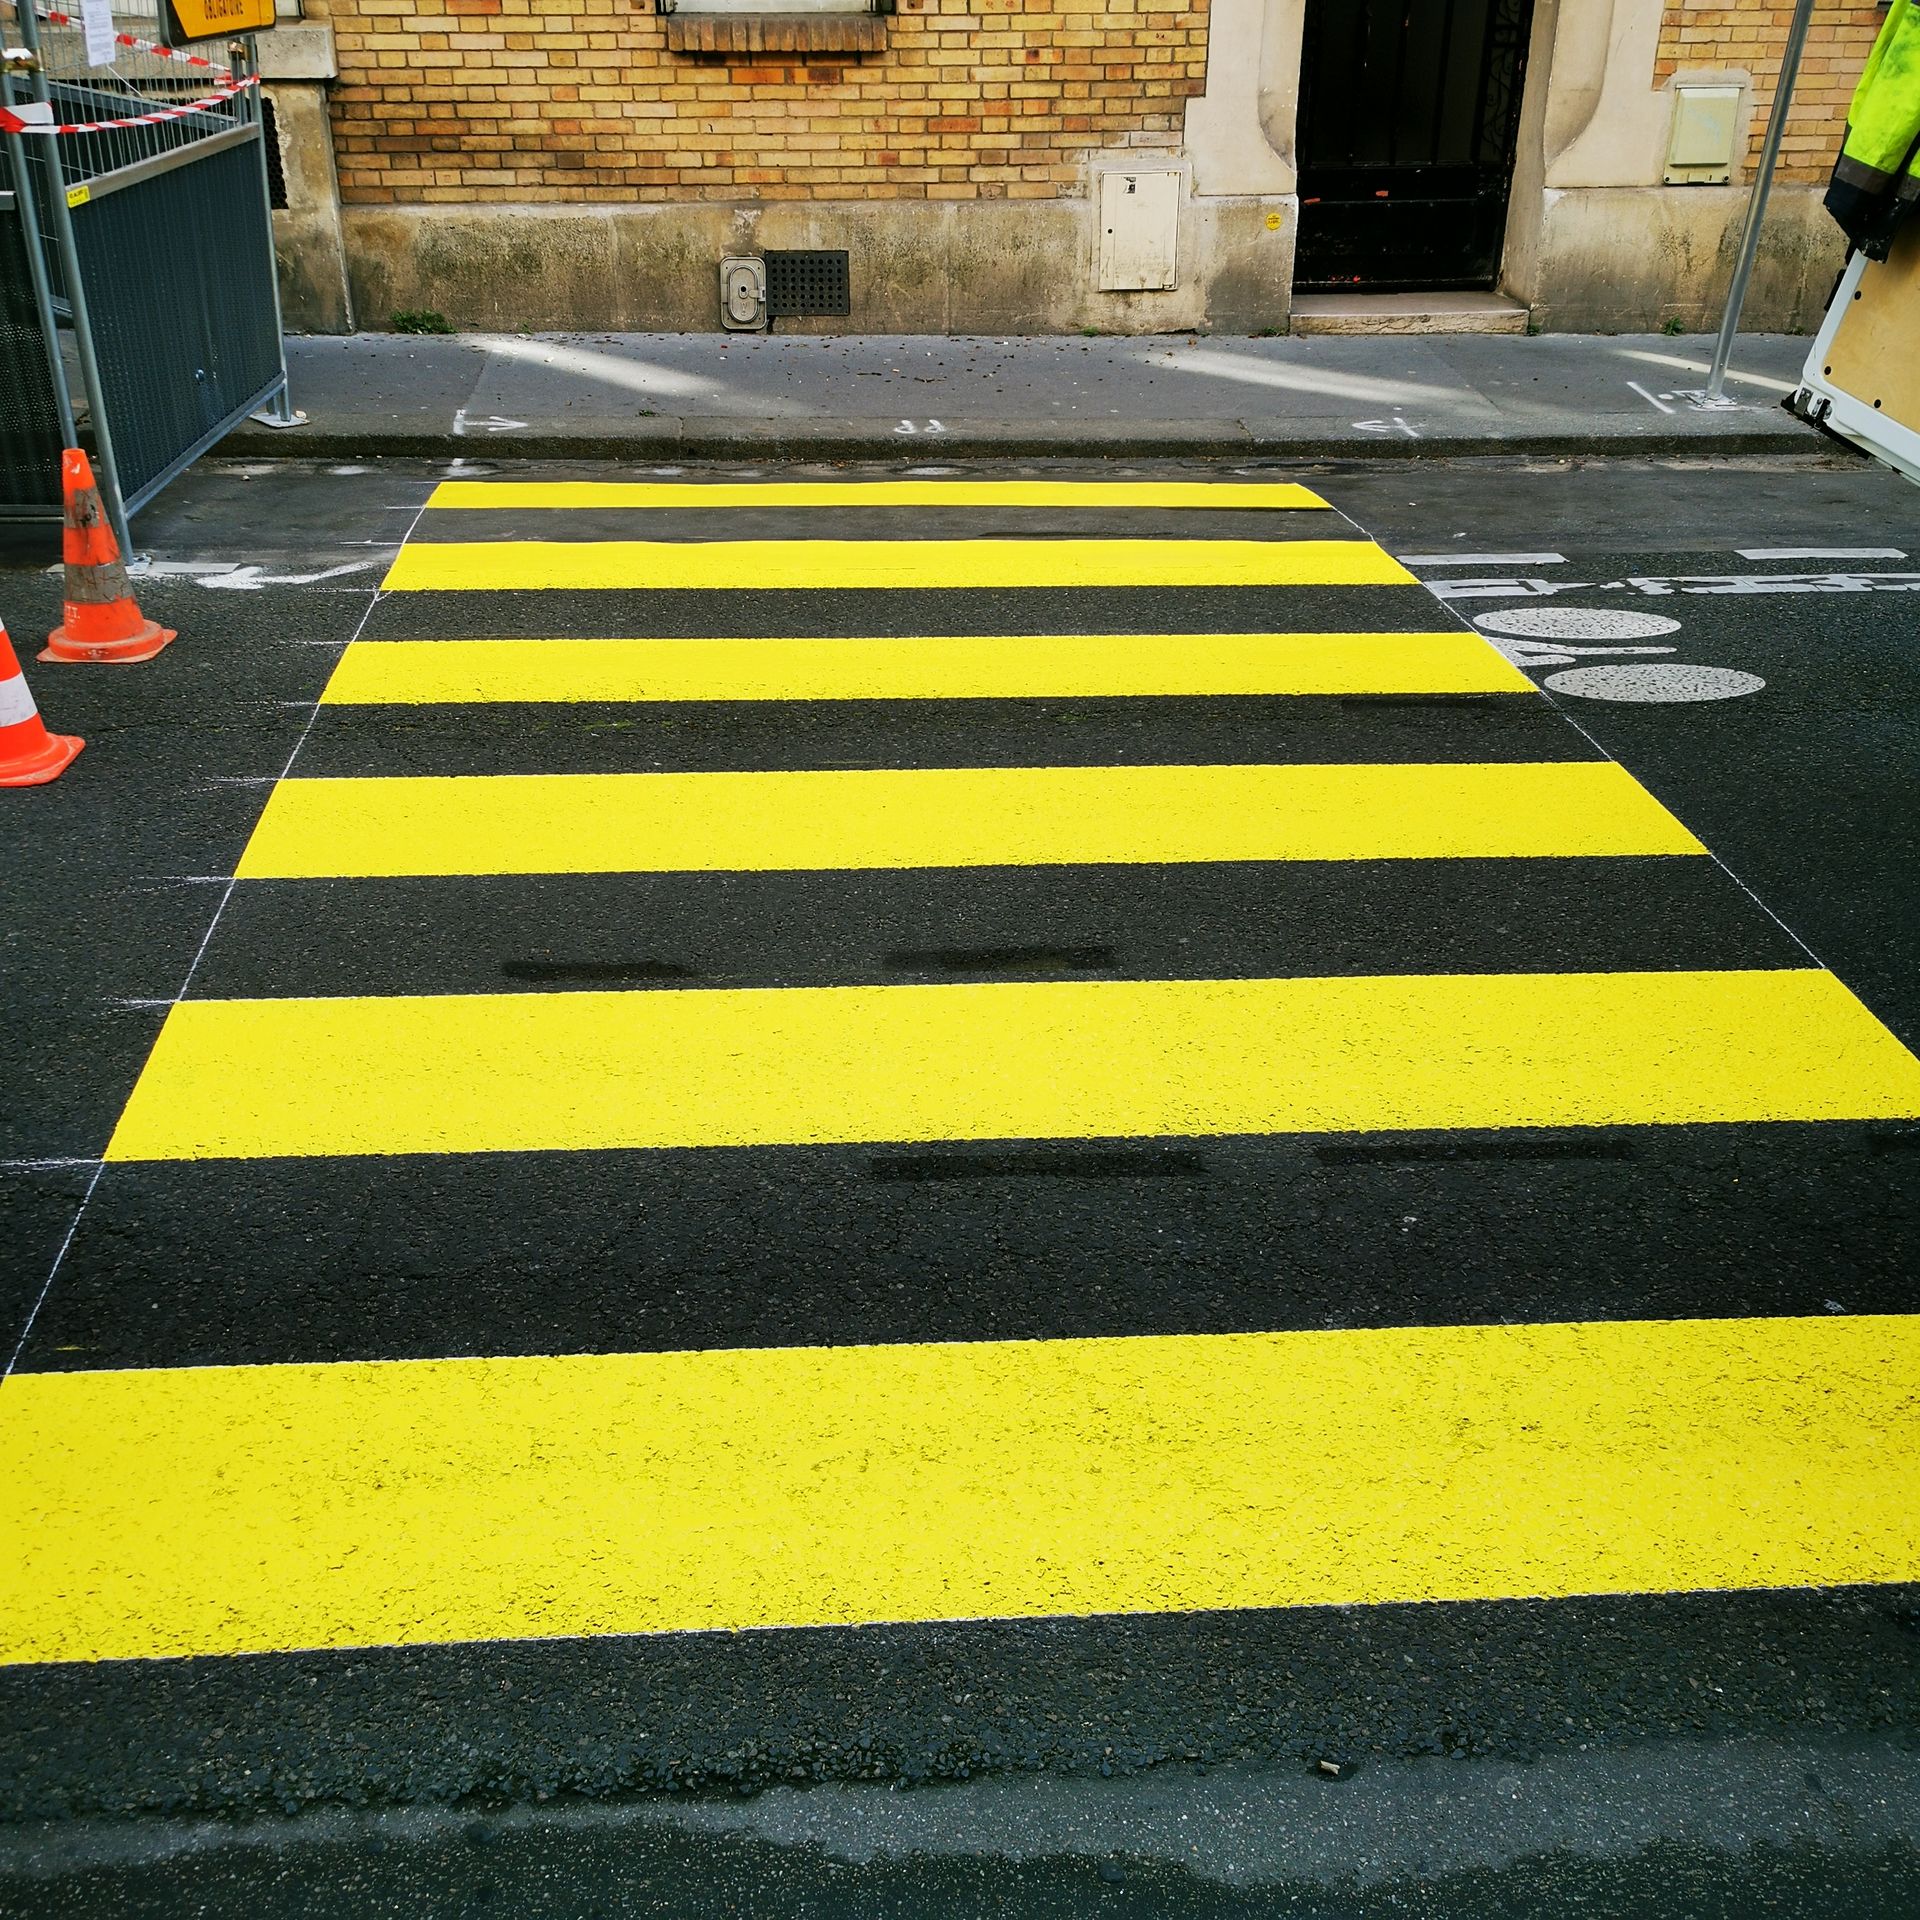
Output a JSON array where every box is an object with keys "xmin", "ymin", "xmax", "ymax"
[{"xmin": 664, "ymin": 13, "xmax": 888, "ymax": 55}]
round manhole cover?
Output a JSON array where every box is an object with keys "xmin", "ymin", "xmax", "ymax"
[
  {"xmin": 1474, "ymin": 608, "xmax": 1682, "ymax": 640},
  {"xmin": 1543, "ymin": 664, "xmax": 1766, "ymax": 703}
]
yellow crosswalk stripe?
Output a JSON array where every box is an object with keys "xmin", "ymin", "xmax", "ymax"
[
  {"xmin": 104, "ymin": 970, "xmax": 1920, "ymax": 1162},
  {"xmin": 233, "ymin": 762, "xmax": 1702, "ymax": 879},
  {"xmin": 320, "ymin": 632, "xmax": 1534, "ymax": 704},
  {"xmin": 379, "ymin": 538, "xmax": 1417, "ymax": 593},
  {"xmin": 6, "ymin": 1312, "xmax": 1916, "ymax": 1663},
  {"xmin": 425, "ymin": 479, "xmax": 1330, "ymax": 511}
]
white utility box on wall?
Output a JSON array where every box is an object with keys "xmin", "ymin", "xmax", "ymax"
[
  {"xmin": 1098, "ymin": 169, "xmax": 1181, "ymax": 291},
  {"xmin": 1665, "ymin": 85, "xmax": 1743, "ymax": 185}
]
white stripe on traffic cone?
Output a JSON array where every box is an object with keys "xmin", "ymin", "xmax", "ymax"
[{"xmin": 0, "ymin": 620, "xmax": 84, "ymax": 787}]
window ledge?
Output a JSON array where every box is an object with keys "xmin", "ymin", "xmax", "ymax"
[{"xmin": 664, "ymin": 12, "xmax": 888, "ymax": 55}]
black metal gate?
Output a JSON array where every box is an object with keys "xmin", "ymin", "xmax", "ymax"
[
  {"xmin": 1295, "ymin": 0, "xmax": 1537, "ymax": 293},
  {"xmin": 0, "ymin": 184, "xmax": 67, "ymax": 514}
]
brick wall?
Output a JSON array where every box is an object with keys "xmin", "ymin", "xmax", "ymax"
[
  {"xmin": 1654, "ymin": 1, "xmax": 1883, "ymax": 183},
  {"xmin": 312, "ymin": 0, "xmax": 1211, "ymax": 206}
]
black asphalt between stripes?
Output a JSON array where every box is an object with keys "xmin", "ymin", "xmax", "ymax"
[
  {"xmin": 188, "ymin": 859, "xmax": 1801, "ymax": 1001},
  {"xmin": 407, "ymin": 506, "xmax": 1358, "ymax": 544},
  {"xmin": 23, "ymin": 1125, "xmax": 1920, "ymax": 1373},
  {"xmin": 6, "ymin": 1584, "xmax": 1919, "ymax": 1817},
  {"xmin": 356, "ymin": 584, "xmax": 1449, "ymax": 641},
  {"xmin": 290, "ymin": 694, "xmax": 1582, "ymax": 777}
]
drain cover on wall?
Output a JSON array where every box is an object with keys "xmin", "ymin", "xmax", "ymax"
[{"xmin": 764, "ymin": 249, "xmax": 852, "ymax": 318}]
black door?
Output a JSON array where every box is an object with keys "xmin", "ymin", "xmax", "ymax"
[{"xmin": 1295, "ymin": 0, "xmax": 1536, "ymax": 292}]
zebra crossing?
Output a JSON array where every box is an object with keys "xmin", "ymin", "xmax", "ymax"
[{"xmin": 6, "ymin": 474, "xmax": 1920, "ymax": 1670}]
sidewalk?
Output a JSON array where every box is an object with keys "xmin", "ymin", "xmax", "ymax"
[{"xmin": 226, "ymin": 330, "xmax": 1829, "ymax": 462}]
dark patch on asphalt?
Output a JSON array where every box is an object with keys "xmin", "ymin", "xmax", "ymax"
[
  {"xmin": 883, "ymin": 942, "xmax": 1119, "ymax": 975},
  {"xmin": 20, "ymin": 1122, "xmax": 1917, "ymax": 1371},
  {"xmin": 290, "ymin": 691, "xmax": 1579, "ymax": 776},
  {"xmin": 186, "ymin": 859, "xmax": 1802, "ymax": 1000},
  {"xmin": 3, "ymin": 1585, "xmax": 1918, "ymax": 1821},
  {"xmin": 357, "ymin": 583, "xmax": 1446, "ymax": 641},
  {"xmin": 1314, "ymin": 1137, "xmax": 1641, "ymax": 1165}
]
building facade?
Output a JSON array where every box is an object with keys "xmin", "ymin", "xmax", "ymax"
[{"xmin": 260, "ymin": 0, "xmax": 1885, "ymax": 334}]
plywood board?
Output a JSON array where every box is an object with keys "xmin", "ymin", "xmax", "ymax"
[{"xmin": 1818, "ymin": 217, "xmax": 1920, "ymax": 430}]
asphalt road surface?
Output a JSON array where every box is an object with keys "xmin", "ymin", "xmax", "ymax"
[{"xmin": 2, "ymin": 451, "xmax": 1918, "ymax": 1914}]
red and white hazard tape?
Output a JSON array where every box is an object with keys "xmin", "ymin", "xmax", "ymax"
[
  {"xmin": 0, "ymin": 72, "xmax": 254, "ymax": 133},
  {"xmin": 0, "ymin": 10, "xmax": 255, "ymax": 135}
]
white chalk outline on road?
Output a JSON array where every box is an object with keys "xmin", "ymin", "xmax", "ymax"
[{"xmin": 452, "ymin": 409, "xmax": 529, "ymax": 436}]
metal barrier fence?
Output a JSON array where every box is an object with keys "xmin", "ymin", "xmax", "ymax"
[{"xmin": 0, "ymin": 0, "xmax": 294, "ymax": 549}]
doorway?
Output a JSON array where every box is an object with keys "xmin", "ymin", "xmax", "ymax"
[{"xmin": 1295, "ymin": 0, "xmax": 1538, "ymax": 292}]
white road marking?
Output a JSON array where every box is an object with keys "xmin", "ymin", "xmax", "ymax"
[
  {"xmin": 1486, "ymin": 639, "xmax": 1678, "ymax": 668},
  {"xmin": 1736, "ymin": 547, "xmax": 1907, "ymax": 561},
  {"xmin": 1474, "ymin": 608, "xmax": 1682, "ymax": 641},
  {"xmin": 1544, "ymin": 664, "xmax": 1765, "ymax": 703},
  {"xmin": 1427, "ymin": 577, "xmax": 1594, "ymax": 600},
  {"xmin": 1628, "ymin": 571, "xmax": 1920, "ymax": 596},
  {"xmin": 1403, "ymin": 553, "xmax": 1566, "ymax": 567},
  {"xmin": 1626, "ymin": 381, "xmax": 1675, "ymax": 414},
  {"xmin": 1433, "ymin": 571, "xmax": 1920, "ymax": 601}
]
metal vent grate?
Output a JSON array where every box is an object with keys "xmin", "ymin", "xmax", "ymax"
[{"xmin": 764, "ymin": 248, "xmax": 850, "ymax": 318}]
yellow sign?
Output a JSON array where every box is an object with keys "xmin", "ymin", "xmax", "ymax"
[
  {"xmin": 65, "ymin": 184, "xmax": 90, "ymax": 209},
  {"xmin": 161, "ymin": 0, "xmax": 274, "ymax": 45}
]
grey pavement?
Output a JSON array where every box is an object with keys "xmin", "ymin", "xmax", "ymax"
[{"xmin": 229, "ymin": 329, "xmax": 1831, "ymax": 461}]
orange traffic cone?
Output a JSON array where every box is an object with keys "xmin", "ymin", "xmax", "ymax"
[
  {"xmin": 41, "ymin": 449, "xmax": 175, "ymax": 664},
  {"xmin": 0, "ymin": 620, "xmax": 83, "ymax": 787}
]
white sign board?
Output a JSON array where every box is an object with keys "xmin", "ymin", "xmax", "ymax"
[{"xmin": 80, "ymin": 0, "xmax": 117, "ymax": 67}]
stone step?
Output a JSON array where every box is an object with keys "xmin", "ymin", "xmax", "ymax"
[{"xmin": 1290, "ymin": 292, "xmax": 1532, "ymax": 336}]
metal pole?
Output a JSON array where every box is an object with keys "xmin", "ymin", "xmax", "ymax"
[
  {"xmin": 1706, "ymin": 0, "xmax": 1818, "ymax": 402},
  {"xmin": 240, "ymin": 37, "xmax": 305, "ymax": 429}
]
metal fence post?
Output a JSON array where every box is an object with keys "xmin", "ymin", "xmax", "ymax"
[
  {"xmin": 240, "ymin": 38, "xmax": 304, "ymax": 430},
  {"xmin": 12, "ymin": 3, "xmax": 136, "ymax": 553},
  {"xmin": 1, "ymin": 80, "xmax": 79, "ymax": 446},
  {"xmin": 1705, "ymin": 0, "xmax": 1818, "ymax": 404}
]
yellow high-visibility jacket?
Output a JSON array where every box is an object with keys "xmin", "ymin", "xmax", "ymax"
[{"xmin": 1827, "ymin": 0, "xmax": 1920, "ymax": 256}]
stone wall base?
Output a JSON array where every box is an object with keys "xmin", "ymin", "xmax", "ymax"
[
  {"xmin": 337, "ymin": 194, "xmax": 1300, "ymax": 336},
  {"xmin": 288, "ymin": 182, "xmax": 1847, "ymax": 337},
  {"xmin": 1521, "ymin": 184, "xmax": 1844, "ymax": 334}
]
